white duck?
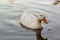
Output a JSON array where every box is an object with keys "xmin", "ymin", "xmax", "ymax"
[
  {"xmin": 53, "ymin": 0, "xmax": 60, "ymax": 5},
  {"xmin": 8, "ymin": 0, "xmax": 16, "ymax": 4},
  {"xmin": 20, "ymin": 10, "xmax": 48, "ymax": 30}
]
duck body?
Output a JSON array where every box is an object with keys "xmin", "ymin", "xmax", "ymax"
[{"xmin": 20, "ymin": 12, "xmax": 43, "ymax": 30}]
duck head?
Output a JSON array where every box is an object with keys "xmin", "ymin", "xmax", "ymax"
[{"xmin": 36, "ymin": 13, "xmax": 48, "ymax": 24}]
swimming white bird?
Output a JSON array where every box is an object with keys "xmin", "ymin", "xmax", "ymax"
[
  {"xmin": 20, "ymin": 10, "xmax": 48, "ymax": 30},
  {"xmin": 8, "ymin": 0, "xmax": 16, "ymax": 4},
  {"xmin": 53, "ymin": 0, "xmax": 60, "ymax": 5},
  {"xmin": 19, "ymin": 10, "xmax": 48, "ymax": 40}
]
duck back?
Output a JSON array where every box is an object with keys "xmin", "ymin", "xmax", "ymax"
[{"xmin": 20, "ymin": 13, "xmax": 42, "ymax": 29}]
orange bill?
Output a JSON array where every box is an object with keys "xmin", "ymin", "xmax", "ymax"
[{"xmin": 42, "ymin": 17, "xmax": 48, "ymax": 24}]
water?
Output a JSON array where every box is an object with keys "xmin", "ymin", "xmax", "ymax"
[{"xmin": 0, "ymin": 0, "xmax": 60, "ymax": 40}]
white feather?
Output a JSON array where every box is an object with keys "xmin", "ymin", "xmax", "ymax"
[{"xmin": 20, "ymin": 11, "xmax": 44, "ymax": 29}]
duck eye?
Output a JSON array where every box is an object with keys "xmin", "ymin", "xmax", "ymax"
[{"xmin": 40, "ymin": 15, "xmax": 42, "ymax": 16}]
